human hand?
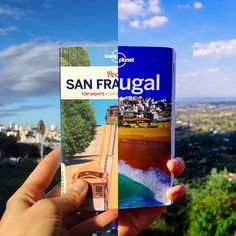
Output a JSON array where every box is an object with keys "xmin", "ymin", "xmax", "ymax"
[
  {"xmin": 0, "ymin": 148, "xmax": 117, "ymax": 236},
  {"xmin": 118, "ymin": 157, "xmax": 186, "ymax": 236}
]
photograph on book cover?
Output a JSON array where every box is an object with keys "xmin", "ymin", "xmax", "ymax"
[
  {"xmin": 60, "ymin": 47, "xmax": 118, "ymax": 211},
  {"xmin": 118, "ymin": 46, "xmax": 175, "ymax": 209}
]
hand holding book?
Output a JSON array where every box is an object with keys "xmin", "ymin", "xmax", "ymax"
[
  {"xmin": 119, "ymin": 157, "xmax": 186, "ymax": 235},
  {"xmin": 0, "ymin": 148, "xmax": 184, "ymax": 236},
  {"xmin": 0, "ymin": 148, "xmax": 117, "ymax": 236}
]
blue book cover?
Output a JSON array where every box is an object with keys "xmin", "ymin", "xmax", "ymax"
[{"xmin": 118, "ymin": 46, "xmax": 175, "ymax": 209}]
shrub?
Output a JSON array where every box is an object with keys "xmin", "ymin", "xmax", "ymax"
[{"xmin": 187, "ymin": 169, "xmax": 236, "ymax": 236}]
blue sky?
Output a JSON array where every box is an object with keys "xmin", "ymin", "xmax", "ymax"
[
  {"xmin": 0, "ymin": 0, "xmax": 117, "ymax": 128},
  {"xmin": 119, "ymin": 0, "xmax": 236, "ymax": 100},
  {"xmin": 0, "ymin": 0, "xmax": 236, "ymax": 128},
  {"xmin": 90, "ymin": 100, "xmax": 117, "ymax": 125}
]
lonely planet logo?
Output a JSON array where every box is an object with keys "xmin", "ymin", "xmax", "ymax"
[
  {"xmin": 104, "ymin": 50, "xmax": 134, "ymax": 67},
  {"xmin": 118, "ymin": 50, "xmax": 134, "ymax": 68},
  {"xmin": 104, "ymin": 50, "xmax": 118, "ymax": 64}
]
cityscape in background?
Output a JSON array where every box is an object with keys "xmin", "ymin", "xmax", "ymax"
[
  {"xmin": 1, "ymin": 96, "xmax": 235, "ymax": 151},
  {"xmin": 0, "ymin": 120, "xmax": 60, "ymax": 149}
]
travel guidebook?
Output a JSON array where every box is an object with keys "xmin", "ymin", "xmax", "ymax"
[
  {"xmin": 60, "ymin": 47, "xmax": 118, "ymax": 211},
  {"xmin": 118, "ymin": 46, "xmax": 175, "ymax": 209},
  {"xmin": 60, "ymin": 46, "xmax": 175, "ymax": 210}
]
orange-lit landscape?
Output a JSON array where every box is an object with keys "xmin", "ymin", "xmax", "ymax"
[{"xmin": 65, "ymin": 124, "xmax": 118, "ymax": 210}]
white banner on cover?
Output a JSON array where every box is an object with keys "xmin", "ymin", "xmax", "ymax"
[{"xmin": 61, "ymin": 66, "xmax": 118, "ymax": 99}]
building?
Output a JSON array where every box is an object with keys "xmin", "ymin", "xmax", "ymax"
[
  {"xmin": 72, "ymin": 165, "xmax": 108, "ymax": 211},
  {"xmin": 118, "ymin": 96, "xmax": 172, "ymax": 125},
  {"xmin": 9, "ymin": 122, "xmax": 15, "ymax": 130},
  {"xmin": 105, "ymin": 105, "xmax": 118, "ymax": 125}
]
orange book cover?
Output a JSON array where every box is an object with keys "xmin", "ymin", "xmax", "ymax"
[{"xmin": 60, "ymin": 47, "xmax": 118, "ymax": 211}]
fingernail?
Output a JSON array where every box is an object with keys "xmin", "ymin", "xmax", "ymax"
[
  {"xmin": 166, "ymin": 187, "xmax": 179, "ymax": 200},
  {"xmin": 174, "ymin": 159, "xmax": 180, "ymax": 169},
  {"xmin": 71, "ymin": 180, "xmax": 87, "ymax": 192}
]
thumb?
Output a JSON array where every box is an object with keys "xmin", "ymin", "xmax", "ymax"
[{"xmin": 51, "ymin": 179, "xmax": 88, "ymax": 215}]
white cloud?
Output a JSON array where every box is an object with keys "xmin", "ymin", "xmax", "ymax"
[
  {"xmin": 42, "ymin": 0, "xmax": 55, "ymax": 9},
  {"xmin": 177, "ymin": 4, "xmax": 191, "ymax": 9},
  {"xmin": 178, "ymin": 68, "xmax": 221, "ymax": 80},
  {"xmin": 43, "ymin": 2, "xmax": 51, "ymax": 9},
  {"xmin": 222, "ymin": 77, "xmax": 231, "ymax": 82},
  {"xmin": 118, "ymin": 0, "xmax": 145, "ymax": 20},
  {"xmin": 130, "ymin": 16, "xmax": 167, "ymax": 28},
  {"xmin": 194, "ymin": 2, "xmax": 203, "ymax": 9},
  {"xmin": 0, "ymin": 41, "xmax": 60, "ymax": 105},
  {"xmin": 130, "ymin": 20, "xmax": 142, "ymax": 28},
  {"xmin": 148, "ymin": 0, "xmax": 161, "ymax": 13},
  {"xmin": 0, "ymin": 40, "xmax": 115, "ymax": 105},
  {"xmin": 0, "ymin": 104, "xmax": 55, "ymax": 118},
  {"xmin": 143, "ymin": 15, "xmax": 167, "ymax": 28},
  {"xmin": 206, "ymin": 67, "xmax": 220, "ymax": 73},
  {"xmin": 178, "ymin": 2, "xmax": 203, "ymax": 10},
  {"xmin": 0, "ymin": 6, "xmax": 16, "ymax": 15},
  {"xmin": 120, "ymin": 27, "xmax": 125, "ymax": 32},
  {"xmin": 119, "ymin": 0, "xmax": 167, "ymax": 30},
  {"xmin": 0, "ymin": 26, "xmax": 17, "ymax": 36},
  {"xmin": 0, "ymin": 5, "xmax": 24, "ymax": 18},
  {"xmin": 193, "ymin": 39, "xmax": 236, "ymax": 58},
  {"xmin": 118, "ymin": 0, "xmax": 162, "ymax": 19},
  {"xmin": 178, "ymin": 72, "xmax": 198, "ymax": 79}
]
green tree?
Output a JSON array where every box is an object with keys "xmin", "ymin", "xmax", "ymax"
[
  {"xmin": 188, "ymin": 169, "xmax": 236, "ymax": 236},
  {"xmin": 60, "ymin": 47, "xmax": 90, "ymax": 66},
  {"xmin": 0, "ymin": 133, "xmax": 17, "ymax": 157},
  {"xmin": 62, "ymin": 100, "xmax": 96, "ymax": 159},
  {"xmin": 0, "ymin": 132, "xmax": 40, "ymax": 159}
]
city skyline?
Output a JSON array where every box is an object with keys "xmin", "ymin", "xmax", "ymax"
[
  {"xmin": 0, "ymin": 120, "xmax": 58, "ymax": 129},
  {"xmin": 0, "ymin": 0, "xmax": 236, "ymax": 127}
]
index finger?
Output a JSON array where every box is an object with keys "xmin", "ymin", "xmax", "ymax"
[{"xmin": 23, "ymin": 147, "xmax": 61, "ymax": 191}]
